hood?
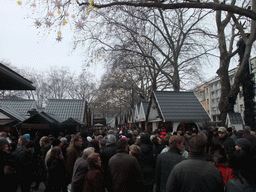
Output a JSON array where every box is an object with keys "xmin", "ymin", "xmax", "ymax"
[{"xmin": 140, "ymin": 143, "xmax": 153, "ymax": 154}]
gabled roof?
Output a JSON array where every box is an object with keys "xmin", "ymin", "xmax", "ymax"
[
  {"xmin": 142, "ymin": 102, "xmax": 149, "ymax": 116},
  {"xmin": 153, "ymin": 91, "xmax": 211, "ymax": 122},
  {"xmin": 45, "ymin": 99, "xmax": 86, "ymax": 122},
  {"xmin": 61, "ymin": 117, "xmax": 85, "ymax": 126},
  {"xmin": 0, "ymin": 105, "xmax": 27, "ymax": 121},
  {"xmin": 137, "ymin": 101, "xmax": 149, "ymax": 122},
  {"xmin": 0, "ymin": 99, "xmax": 36, "ymax": 115},
  {"xmin": 22, "ymin": 111, "xmax": 62, "ymax": 124},
  {"xmin": 227, "ymin": 112, "xmax": 244, "ymax": 124},
  {"xmin": 0, "ymin": 63, "xmax": 36, "ymax": 90}
]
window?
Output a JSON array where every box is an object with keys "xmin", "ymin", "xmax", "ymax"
[
  {"xmin": 239, "ymin": 91, "xmax": 243, "ymax": 99},
  {"xmin": 240, "ymin": 105, "xmax": 244, "ymax": 113},
  {"xmin": 216, "ymin": 90, "xmax": 220, "ymax": 97}
]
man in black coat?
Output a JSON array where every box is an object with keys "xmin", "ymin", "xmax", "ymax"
[
  {"xmin": 214, "ymin": 127, "xmax": 235, "ymax": 157},
  {"xmin": 16, "ymin": 141, "xmax": 36, "ymax": 192},
  {"xmin": 101, "ymin": 134, "xmax": 117, "ymax": 173},
  {"xmin": 108, "ymin": 139, "xmax": 143, "ymax": 192},
  {"xmin": 155, "ymin": 135, "xmax": 185, "ymax": 192},
  {"xmin": 166, "ymin": 135, "xmax": 224, "ymax": 192}
]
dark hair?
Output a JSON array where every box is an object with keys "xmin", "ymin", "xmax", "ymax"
[
  {"xmin": 0, "ymin": 137, "xmax": 8, "ymax": 151},
  {"xmin": 26, "ymin": 141, "xmax": 35, "ymax": 149},
  {"xmin": 209, "ymin": 144, "xmax": 227, "ymax": 164},
  {"xmin": 140, "ymin": 134, "xmax": 152, "ymax": 145},
  {"xmin": 19, "ymin": 135, "xmax": 28, "ymax": 146},
  {"xmin": 189, "ymin": 135, "xmax": 207, "ymax": 153},
  {"xmin": 49, "ymin": 146, "xmax": 62, "ymax": 159},
  {"xmin": 117, "ymin": 138, "xmax": 128, "ymax": 151},
  {"xmin": 169, "ymin": 135, "xmax": 185, "ymax": 150},
  {"xmin": 51, "ymin": 138, "xmax": 61, "ymax": 147},
  {"xmin": 89, "ymin": 139, "xmax": 100, "ymax": 153}
]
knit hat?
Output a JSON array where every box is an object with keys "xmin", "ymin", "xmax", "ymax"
[
  {"xmin": 160, "ymin": 132, "xmax": 167, "ymax": 138},
  {"xmin": 218, "ymin": 127, "xmax": 227, "ymax": 133},
  {"xmin": 0, "ymin": 137, "xmax": 8, "ymax": 149},
  {"xmin": 87, "ymin": 136, "xmax": 92, "ymax": 142},
  {"xmin": 60, "ymin": 137, "xmax": 67, "ymax": 144},
  {"xmin": 108, "ymin": 129, "xmax": 114, "ymax": 135},
  {"xmin": 121, "ymin": 136, "xmax": 128, "ymax": 141},
  {"xmin": 24, "ymin": 133, "xmax": 30, "ymax": 141},
  {"xmin": 235, "ymin": 138, "xmax": 251, "ymax": 149}
]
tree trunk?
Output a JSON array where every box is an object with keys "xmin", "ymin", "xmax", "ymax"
[
  {"xmin": 173, "ymin": 64, "xmax": 180, "ymax": 91},
  {"xmin": 217, "ymin": 57, "xmax": 235, "ymax": 125}
]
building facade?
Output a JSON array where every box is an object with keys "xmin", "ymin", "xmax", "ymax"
[{"xmin": 194, "ymin": 57, "xmax": 256, "ymax": 126}]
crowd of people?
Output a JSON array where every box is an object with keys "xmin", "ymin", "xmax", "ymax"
[{"xmin": 1, "ymin": 125, "xmax": 256, "ymax": 192}]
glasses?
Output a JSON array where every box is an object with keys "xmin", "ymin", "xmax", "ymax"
[{"xmin": 218, "ymin": 132, "xmax": 225, "ymax": 134}]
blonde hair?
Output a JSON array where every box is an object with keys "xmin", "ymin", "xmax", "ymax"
[
  {"xmin": 40, "ymin": 136, "xmax": 51, "ymax": 147},
  {"xmin": 87, "ymin": 153, "xmax": 100, "ymax": 169},
  {"xmin": 129, "ymin": 144, "xmax": 141, "ymax": 159}
]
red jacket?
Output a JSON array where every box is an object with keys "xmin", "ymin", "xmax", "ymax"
[{"xmin": 215, "ymin": 163, "xmax": 233, "ymax": 184}]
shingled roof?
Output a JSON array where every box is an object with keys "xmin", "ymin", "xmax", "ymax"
[
  {"xmin": 226, "ymin": 112, "xmax": 244, "ymax": 125},
  {"xmin": 0, "ymin": 105, "xmax": 27, "ymax": 122},
  {"xmin": 154, "ymin": 91, "xmax": 211, "ymax": 122},
  {"xmin": 0, "ymin": 63, "xmax": 36, "ymax": 90},
  {"xmin": 45, "ymin": 99, "xmax": 86, "ymax": 122},
  {"xmin": 0, "ymin": 99, "xmax": 36, "ymax": 115}
]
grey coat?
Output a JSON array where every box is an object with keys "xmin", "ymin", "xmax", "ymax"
[
  {"xmin": 225, "ymin": 175, "xmax": 255, "ymax": 192},
  {"xmin": 71, "ymin": 157, "xmax": 88, "ymax": 192},
  {"xmin": 166, "ymin": 153, "xmax": 224, "ymax": 192}
]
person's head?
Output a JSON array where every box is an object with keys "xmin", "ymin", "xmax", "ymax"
[
  {"xmin": 60, "ymin": 137, "xmax": 67, "ymax": 144},
  {"xmin": 209, "ymin": 144, "xmax": 227, "ymax": 164},
  {"xmin": 189, "ymin": 135, "xmax": 207, "ymax": 154},
  {"xmin": 235, "ymin": 138, "xmax": 251, "ymax": 151},
  {"xmin": 140, "ymin": 133, "xmax": 152, "ymax": 145},
  {"xmin": 74, "ymin": 136, "xmax": 83, "ymax": 148},
  {"xmin": 0, "ymin": 137, "xmax": 9, "ymax": 152},
  {"xmin": 67, "ymin": 135, "xmax": 83, "ymax": 151},
  {"xmin": 129, "ymin": 144, "xmax": 141, "ymax": 159},
  {"xmin": 51, "ymin": 138, "xmax": 61, "ymax": 147},
  {"xmin": 87, "ymin": 153, "xmax": 101, "ymax": 169},
  {"xmin": 117, "ymin": 138, "xmax": 128, "ymax": 152},
  {"xmin": 25, "ymin": 141, "xmax": 35, "ymax": 153},
  {"xmin": 218, "ymin": 127, "xmax": 227, "ymax": 138},
  {"xmin": 40, "ymin": 136, "xmax": 51, "ymax": 148},
  {"xmin": 18, "ymin": 135, "xmax": 28, "ymax": 146},
  {"xmin": 49, "ymin": 146, "xmax": 62, "ymax": 159},
  {"xmin": 0, "ymin": 132, "xmax": 7, "ymax": 138},
  {"xmin": 169, "ymin": 135, "xmax": 185, "ymax": 151},
  {"xmin": 88, "ymin": 139, "xmax": 100, "ymax": 152},
  {"xmin": 244, "ymin": 126, "xmax": 251, "ymax": 133},
  {"xmin": 82, "ymin": 147, "xmax": 95, "ymax": 159}
]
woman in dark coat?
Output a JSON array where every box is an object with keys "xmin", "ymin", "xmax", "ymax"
[
  {"xmin": 140, "ymin": 133, "xmax": 156, "ymax": 192},
  {"xmin": 0, "ymin": 138, "xmax": 17, "ymax": 192},
  {"xmin": 45, "ymin": 146, "xmax": 66, "ymax": 192},
  {"xmin": 83, "ymin": 153, "xmax": 105, "ymax": 192}
]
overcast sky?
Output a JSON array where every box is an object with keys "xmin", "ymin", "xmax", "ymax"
[
  {"xmin": 1, "ymin": 0, "xmax": 253, "ymax": 84},
  {"xmin": 0, "ymin": 0, "xmax": 106, "ymax": 81}
]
